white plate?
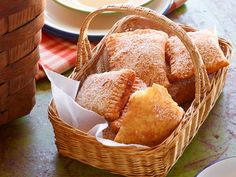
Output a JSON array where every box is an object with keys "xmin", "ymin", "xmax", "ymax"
[
  {"xmin": 53, "ymin": 0, "xmax": 154, "ymax": 13},
  {"xmin": 44, "ymin": 0, "xmax": 173, "ymax": 41},
  {"xmin": 196, "ymin": 157, "xmax": 236, "ymax": 177}
]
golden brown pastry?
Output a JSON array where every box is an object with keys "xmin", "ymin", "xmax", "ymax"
[
  {"xmin": 109, "ymin": 119, "xmax": 123, "ymax": 134},
  {"xmin": 110, "ymin": 77, "xmax": 147, "ymax": 134},
  {"xmin": 114, "ymin": 84, "xmax": 184, "ymax": 146},
  {"xmin": 106, "ymin": 29, "xmax": 170, "ymax": 87},
  {"xmin": 167, "ymin": 74, "xmax": 214, "ymax": 105},
  {"xmin": 166, "ymin": 29, "xmax": 229, "ymax": 81},
  {"xmin": 168, "ymin": 77, "xmax": 196, "ymax": 105},
  {"xmin": 103, "ymin": 126, "xmax": 116, "ymax": 140},
  {"xmin": 76, "ymin": 69, "xmax": 136, "ymax": 121},
  {"xmin": 131, "ymin": 77, "xmax": 147, "ymax": 93}
]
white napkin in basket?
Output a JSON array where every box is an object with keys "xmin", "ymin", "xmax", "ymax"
[{"xmin": 45, "ymin": 68, "xmax": 147, "ymax": 148}]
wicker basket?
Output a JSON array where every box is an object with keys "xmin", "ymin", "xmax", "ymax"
[
  {"xmin": 0, "ymin": 0, "xmax": 45, "ymax": 125},
  {"xmin": 48, "ymin": 6, "xmax": 233, "ymax": 177}
]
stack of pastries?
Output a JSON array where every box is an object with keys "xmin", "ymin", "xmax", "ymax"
[{"xmin": 76, "ymin": 29, "xmax": 229, "ymax": 146}]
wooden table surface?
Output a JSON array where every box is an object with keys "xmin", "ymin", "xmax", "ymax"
[{"xmin": 0, "ymin": 0, "xmax": 235, "ymax": 176}]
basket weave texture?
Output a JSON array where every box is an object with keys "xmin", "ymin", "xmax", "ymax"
[
  {"xmin": 48, "ymin": 5, "xmax": 233, "ymax": 177},
  {"xmin": 0, "ymin": 0, "xmax": 45, "ymax": 125}
]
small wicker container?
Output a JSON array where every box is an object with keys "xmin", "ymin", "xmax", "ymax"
[
  {"xmin": 48, "ymin": 6, "xmax": 233, "ymax": 177},
  {"xmin": 0, "ymin": 0, "xmax": 45, "ymax": 125}
]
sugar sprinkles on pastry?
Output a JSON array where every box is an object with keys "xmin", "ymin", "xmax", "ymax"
[
  {"xmin": 166, "ymin": 29, "xmax": 229, "ymax": 81},
  {"xmin": 106, "ymin": 29, "xmax": 170, "ymax": 87},
  {"xmin": 114, "ymin": 84, "xmax": 185, "ymax": 146},
  {"xmin": 76, "ymin": 69, "xmax": 136, "ymax": 121}
]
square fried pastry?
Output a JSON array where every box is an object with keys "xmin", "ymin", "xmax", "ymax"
[
  {"xmin": 166, "ymin": 29, "xmax": 229, "ymax": 81},
  {"xmin": 106, "ymin": 29, "xmax": 169, "ymax": 87},
  {"xmin": 76, "ymin": 69, "xmax": 136, "ymax": 121},
  {"xmin": 114, "ymin": 84, "xmax": 184, "ymax": 146}
]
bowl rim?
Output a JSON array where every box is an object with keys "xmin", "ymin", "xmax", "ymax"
[
  {"xmin": 44, "ymin": 0, "xmax": 173, "ymax": 41},
  {"xmin": 52, "ymin": 0, "xmax": 155, "ymax": 14},
  {"xmin": 195, "ymin": 156, "xmax": 236, "ymax": 177}
]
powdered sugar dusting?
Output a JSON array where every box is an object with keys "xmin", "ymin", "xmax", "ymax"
[
  {"xmin": 76, "ymin": 69, "xmax": 136, "ymax": 120},
  {"xmin": 114, "ymin": 84, "xmax": 184, "ymax": 146},
  {"xmin": 106, "ymin": 29, "xmax": 170, "ymax": 87},
  {"xmin": 166, "ymin": 29, "xmax": 229, "ymax": 81}
]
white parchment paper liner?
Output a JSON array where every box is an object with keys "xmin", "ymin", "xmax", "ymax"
[{"xmin": 45, "ymin": 68, "xmax": 147, "ymax": 148}]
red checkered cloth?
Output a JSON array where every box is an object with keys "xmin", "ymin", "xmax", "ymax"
[
  {"xmin": 36, "ymin": 33, "xmax": 77, "ymax": 79},
  {"xmin": 37, "ymin": 0, "xmax": 186, "ymax": 80}
]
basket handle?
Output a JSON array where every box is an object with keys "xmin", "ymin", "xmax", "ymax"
[{"xmin": 76, "ymin": 5, "xmax": 210, "ymax": 104}]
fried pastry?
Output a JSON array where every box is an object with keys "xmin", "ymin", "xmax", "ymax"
[
  {"xmin": 103, "ymin": 126, "xmax": 116, "ymax": 140},
  {"xmin": 109, "ymin": 118, "xmax": 123, "ymax": 134},
  {"xmin": 166, "ymin": 29, "xmax": 229, "ymax": 81},
  {"xmin": 106, "ymin": 29, "xmax": 170, "ymax": 87},
  {"xmin": 131, "ymin": 77, "xmax": 147, "ymax": 93},
  {"xmin": 76, "ymin": 69, "xmax": 136, "ymax": 121},
  {"xmin": 110, "ymin": 77, "xmax": 147, "ymax": 133},
  {"xmin": 168, "ymin": 74, "xmax": 214, "ymax": 105},
  {"xmin": 168, "ymin": 77, "xmax": 196, "ymax": 105},
  {"xmin": 114, "ymin": 84, "xmax": 184, "ymax": 146}
]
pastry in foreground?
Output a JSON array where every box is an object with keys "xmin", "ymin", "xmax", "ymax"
[
  {"xmin": 76, "ymin": 69, "xmax": 136, "ymax": 121},
  {"xmin": 114, "ymin": 84, "xmax": 185, "ymax": 146},
  {"xmin": 106, "ymin": 29, "xmax": 170, "ymax": 87},
  {"xmin": 110, "ymin": 77, "xmax": 147, "ymax": 133},
  {"xmin": 166, "ymin": 29, "xmax": 229, "ymax": 81}
]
